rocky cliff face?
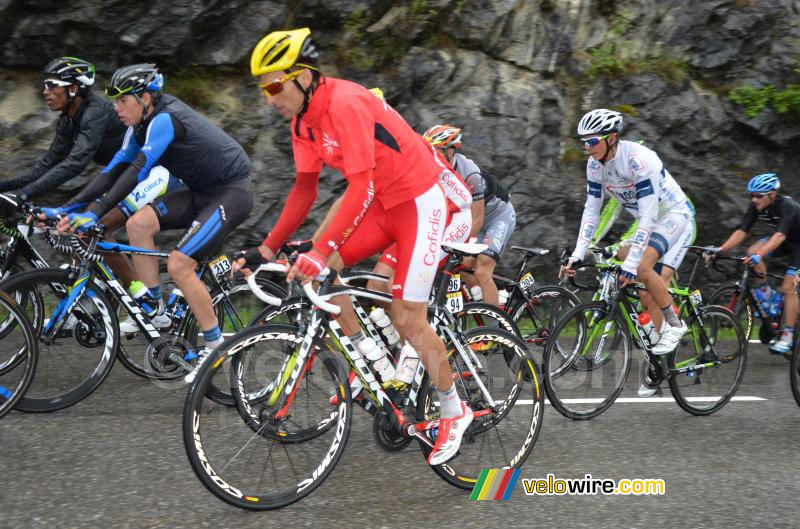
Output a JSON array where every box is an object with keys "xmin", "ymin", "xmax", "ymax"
[{"xmin": 1, "ymin": 0, "xmax": 798, "ymax": 283}]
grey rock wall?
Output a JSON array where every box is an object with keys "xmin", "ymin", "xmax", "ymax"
[{"xmin": 1, "ymin": 0, "xmax": 799, "ymax": 285}]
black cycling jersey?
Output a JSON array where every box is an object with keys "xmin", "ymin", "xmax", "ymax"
[
  {"xmin": 68, "ymin": 94, "xmax": 251, "ymax": 217},
  {"xmin": 740, "ymin": 195, "xmax": 800, "ymax": 241},
  {"xmin": 483, "ymin": 168, "xmax": 510, "ymax": 203},
  {"xmin": 0, "ymin": 91, "xmax": 125, "ymax": 200}
]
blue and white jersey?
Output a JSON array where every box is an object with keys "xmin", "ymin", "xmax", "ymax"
[{"xmin": 572, "ymin": 140, "xmax": 692, "ymax": 268}]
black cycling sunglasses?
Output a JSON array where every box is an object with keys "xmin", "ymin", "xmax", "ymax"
[{"xmin": 750, "ymin": 192, "xmax": 768, "ymax": 199}]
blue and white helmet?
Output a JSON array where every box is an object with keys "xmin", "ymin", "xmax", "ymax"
[
  {"xmin": 747, "ymin": 173, "xmax": 780, "ymax": 193},
  {"xmin": 577, "ymin": 109, "xmax": 623, "ymax": 136}
]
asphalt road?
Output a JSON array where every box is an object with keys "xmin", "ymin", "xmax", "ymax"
[{"xmin": 2, "ymin": 342, "xmax": 798, "ymax": 529}]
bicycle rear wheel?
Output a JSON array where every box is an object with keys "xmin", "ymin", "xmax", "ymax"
[
  {"xmin": 459, "ymin": 301, "xmax": 521, "ymax": 336},
  {"xmin": 543, "ymin": 301, "xmax": 631, "ymax": 420},
  {"xmin": 0, "ymin": 290, "xmax": 38, "ymax": 419},
  {"xmin": 416, "ymin": 326, "xmax": 544, "ymax": 489},
  {"xmin": 1, "ymin": 268, "xmax": 117, "ymax": 412},
  {"xmin": 116, "ymin": 275, "xmax": 285, "ymax": 381},
  {"xmin": 668, "ymin": 305, "xmax": 746, "ymax": 416},
  {"xmin": 183, "ymin": 324, "xmax": 351, "ymax": 510},
  {"xmin": 508, "ymin": 285, "xmax": 580, "ymax": 359},
  {"xmin": 707, "ymin": 283, "xmax": 754, "ymax": 340},
  {"xmin": 791, "ymin": 339, "xmax": 800, "ymax": 408}
]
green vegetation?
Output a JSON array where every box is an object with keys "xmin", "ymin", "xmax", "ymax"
[
  {"xmin": 729, "ymin": 84, "xmax": 800, "ymax": 117},
  {"xmin": 335, "ymin": 8, "xmax": 377, "ymax": 71},
  {"xmin": 169, "ymin": 67, "xmax": 223, "ymax": 111},
  {"xmin": 334, "ymin": 3, "xmax": 447, "ymax": 73},
  {"xmin": 611, "ymin": 104, "xmax": 640, "ymax": 117},
  {"xmin": 587, "ymin": 9, "xmax": 690, "ymax": 82},
  {"xmin": 562, "ymin": 146, "xmax": 585, "ymax": 163}
]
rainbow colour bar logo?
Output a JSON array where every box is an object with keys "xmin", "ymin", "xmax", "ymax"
[{"xmin": 469, "ymin": 469, "xmax": 521, "ymax": 500}]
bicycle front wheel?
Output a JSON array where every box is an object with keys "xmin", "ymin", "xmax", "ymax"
[
  {"xmin": 1, "ymin": 268, "xmax": 118, "ymax": 412},
  {"xmin": 543, "ymin": 301, "xmax": 631, "ymax": 420},
  {"xmin": 183, "ymin": 324, "xmax": 352, "ymax": 510},
  {"xmin": 0, "ymin": 290, "xmax": 38, "ymax": 419},
  {"xmin": 668, "ymin": 305, "xmax": 747, "ymax": 416},
  {"xmin": 416, "ymin": 326, "xmax": 544, "ymax": 489}
]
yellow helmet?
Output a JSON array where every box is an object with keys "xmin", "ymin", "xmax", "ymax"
[
  {"xmin": 250, "ymin": 27, "xmax": 319, "ymax": 77},
  {"xmin": 368, "ymin": 87, "xmax": 384, "ymax": 100}
]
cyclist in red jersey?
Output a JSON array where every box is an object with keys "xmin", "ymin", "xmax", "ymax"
[{"xmin": 240, "ymin": 28, "xmax": 472, "ymax": 465}]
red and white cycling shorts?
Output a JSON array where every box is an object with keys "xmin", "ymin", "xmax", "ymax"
[
  {"xmin": 379, "ymin": 208, "xmax": 472, "ymax": 270},
  {"xmin": 339, "ymin": 183, "xmax": 446, "ymax": 302}
]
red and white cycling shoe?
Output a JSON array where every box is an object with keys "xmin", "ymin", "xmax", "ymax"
[{"xmin": 427, "ymin": 402, "xmax": 474, "ymax": 466}]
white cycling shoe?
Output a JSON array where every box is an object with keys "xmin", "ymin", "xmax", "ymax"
[{"xmin": 652, "ymin": 321, "xmax": 688, "ymax": 355}]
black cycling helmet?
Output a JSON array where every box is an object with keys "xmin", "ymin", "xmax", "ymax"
[
  {"xmin": 43, "ymin": 56, "xmax": 96, "ymax": 88},
  {"xmin": 105, "ymin": 63, "xmax": 164, "ymax": 99}
]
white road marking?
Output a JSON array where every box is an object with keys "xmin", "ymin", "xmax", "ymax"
[{"xmin": 511, "ymin": 396, "xmax": 767, "ymax": 405}]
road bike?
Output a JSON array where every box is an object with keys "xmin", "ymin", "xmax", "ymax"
[
  {"xmin": 543, "ymin": 246, "xmax": 747, "ymax": 419},
  {"xmin": 183, "ymin": 243, "xmax": 544, "ymax": 509}
]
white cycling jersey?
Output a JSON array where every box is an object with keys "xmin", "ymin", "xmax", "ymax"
[{"xmin": 572, "ymin": 140, "xmax": 693, "ymax": 273}]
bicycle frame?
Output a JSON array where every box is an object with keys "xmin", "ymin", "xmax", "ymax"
[{"xmin": 257, "ymin": 269, "xmax": 505, "ymax": 450}]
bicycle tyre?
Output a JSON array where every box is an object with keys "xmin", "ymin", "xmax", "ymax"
[
  {"xmin": 416, "ymin": 326, "xmax": 544, "ymax": 489},
  {"xmin": 542, "ymin": 301, "xmax": 631, "ymax": 420},
  {"xmin": 1, "ymin": 268, "xmax": 118, "ymax": 412},
  {"xmin": 791, "ymin": 338, "xmax": 800, "ymax": 408},
  {"xmin": 0, "ymin": 290, "xmax": 38, "ymax": 419},
  {"xmin": 460, "ymin": 301, "xmax": 521, "ymax": 337},
  {"xmin": 183, "ymin": 324, "xmax": 352, "ymax": 510},
  {"xmin": 115, "ymin": 275, "xmax": 285, "ymax": 381},
  {"xmin": 668, "ymin": 305, "xmax": 747, "ymax": 416},
  {"xmin": 508, "ymin": 284, "xmax": 580, "ymax": 351},
  {"xmin": 707, "ymin": 283, "xmax": 754, "ymax": 340}
]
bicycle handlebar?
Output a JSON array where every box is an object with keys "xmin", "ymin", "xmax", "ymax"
[
  {"xmin": 302, "ymin": 279, "xmax": 342, "ymax": 315},
  {"xmin": 246, "ymin": 263, "xmax": 289, "ymax": 306}
]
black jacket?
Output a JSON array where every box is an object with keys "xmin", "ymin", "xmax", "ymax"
[{"xmin": 0, "ymin": 91, "xmax": 126, "ymax": 200}]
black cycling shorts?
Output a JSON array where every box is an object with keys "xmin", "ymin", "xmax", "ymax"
[
  {"xmin": 149, "ymin": 177, "xmax": 253, "ymax": 261},
  {"xmin": 768, "ymin": 238, "xmax": 800, "ymax": 276}
]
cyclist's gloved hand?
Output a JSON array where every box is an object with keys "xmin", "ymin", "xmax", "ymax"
[
  {"xmin": 67, "ymin": 211, "xmax": 98, "ymax": 232},
  {"xmin": 235, "ymin": 247, "xmax": 270, "ymax": 270},
  {"xmin": 40, "ymin": 206, "xmax": 66, "ymax": 219},
  {"xmin": 293, "ymin": 249, "xmax": 327, "ymax": 282},
  {"xmin": 702, "ymin": 246, "xmax": 722, "ymax": 264},
  {"xmin": 559, "ymin": 256, "xmax": 581, "ymax": 279},
  {"xmin": 747, "ymin": 253, "xmax": 762, "ymax": 266},
  {"xmin": 284, "ymin": 239, "xmax": 313, "ymax": 255}
]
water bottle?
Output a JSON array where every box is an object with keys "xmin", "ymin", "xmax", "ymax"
[
  {"xmin": 752, "ymin": 285, "xmax": 773, "ymax": 317},
  {"xmin": 498, "ymin": 289, "xmax": 509, "ymax": 309},
  {"xmin": 470, "ymin": 285, "xmax": 483, "ymax": 302},
  {"xmin": 369, "ymin": 308, "xmax": 401, "ymax": 350},
  {"xmin": 769, "ymin": 292, "xmax": 784, "ymax": 319},
  {"xmin": 394, "ymin": 342, "xmax": 420, "ymax": 384},
  {"xmin": 129, "ymin": 280, "xmax": 156, "ymax": 317},
  {"xmin": 637, "ymin": 312, "xmax": 659, "ymax": 346},
  {"xmin": 166, "ymin": 288, "xmax": 186, "ymax": 320},
  {"xmin": 356, "ymin": 336, "xmax": 395, "ymax": 382}
]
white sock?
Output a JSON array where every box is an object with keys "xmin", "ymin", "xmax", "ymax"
[
  {"xmin": 205, "ymin": 337, "xmax": 224, "ymax": 351},
  {"xmin": 437, "ymin": 385, "xmax": 462, "ymax": 419}
]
